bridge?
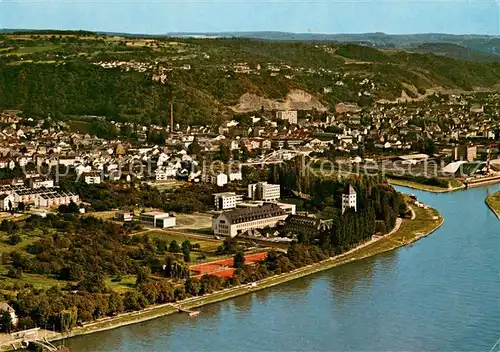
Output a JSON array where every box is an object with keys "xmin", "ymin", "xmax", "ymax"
[{"xmin": 241, "ymin": 149, "xmax": 297, "ymax": 166}]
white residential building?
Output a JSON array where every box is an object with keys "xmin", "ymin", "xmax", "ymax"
[
  {"xmin": 84, "ymin": 173, "xmax": 102, "ymax": 185},
  {"xmin": 228, "ymin": 172, "xmax": 242, "ymax": 181},
  {"xmin": 0, "ymin": 302, "xmax": 17, "ymax": 326},
  {"xmin": 276, "ymin": 110, "xmax": 298, "ymax": 124},
  {"xmin": 248, "ymin": 182, "xmax": 281, "ymax": 201},
  {"xmin": 0, "ymin": 194, "xmax": 14, "ymax": 211},
  {"xmin": 37, "ymin": 191, "xmax": 80, "ymax": 208},
  {"xmin": 30, "ymin": 178, "xmax": 54, "ymax": 189},
  {"xmin": 207, "ymin": 172, "xmax": 228, "ymax": 187}
]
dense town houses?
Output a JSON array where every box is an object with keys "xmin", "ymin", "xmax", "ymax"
[{"xmin": 0, "ymin": 90, "xmax": 497, "ymax": 213}]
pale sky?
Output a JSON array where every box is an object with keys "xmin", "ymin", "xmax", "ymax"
[{"xmin": 2, "ymin": 0, "xmax": 499, "ymax": 35}]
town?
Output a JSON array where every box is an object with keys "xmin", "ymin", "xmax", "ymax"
[{"xmin": 0, "ymin": 31, "xmax": 498, "ymax": 351}]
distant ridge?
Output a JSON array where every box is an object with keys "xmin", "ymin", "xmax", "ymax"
[{"xmin": 3, "ymin": 28, "xmax": 500, "ymax": 58}]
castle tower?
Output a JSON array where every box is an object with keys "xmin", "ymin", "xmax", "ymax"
[{"xmin": 342, "ymin": 184, "xmax": 357, "ymax": 214}]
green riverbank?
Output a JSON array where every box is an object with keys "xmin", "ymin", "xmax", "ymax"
[
  {"xmin": 486, "ymin": 191, "xmax": 500, "ymax": 220},
  {"xmin": 1, "ymin": 203, "xmax": 443, "ymax": 351},
  {"xmin": 387, "ymin": 178, "xmax": 464, "ymax": 193}
]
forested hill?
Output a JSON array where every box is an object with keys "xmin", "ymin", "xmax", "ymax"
[{"xmin": 2, "ymin": 32, "xmax": 500, "ymax": 126}]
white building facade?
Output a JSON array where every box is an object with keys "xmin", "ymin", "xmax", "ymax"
[
  {"xmin": 212, "ymin": 204, "xmax": 288, "ymax": 237},
  {"xmin": 342, "ymin": 184, "xmax": 357, "ymax": 214},
  {"xmin": 140, "ymin": 211, "xmax": 176, "ymax": 228},
  {"xmin": 248, "ymin": 182, "xmax": 281, "ymax": 201},
  {"xmin": 213, "ymin": 192, "xmax": 243, "ymax": 211},
  {"xmin": 276, "ymin": 110, "xmax": 298, "ymax": 124}
]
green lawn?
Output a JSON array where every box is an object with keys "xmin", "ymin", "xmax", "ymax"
[
  {"xmin": 0, "ymin": 268, "xmax": 64, "ymax": 290},
  {"xmin": 352, "ymin": 205, "xmax": 441, "ymax": 258},
  {"xmin": 106, "ymin": 275, "xmax": 137, "ymax": 293},
  {"xmin": 6, "ymin": 45, "xmax": 59, "ymax": 55},
  {"xmin": 449, "ymin": 178, "xmax": 464, "ymax": 189},
  {"xmin": 486, "ymin": 191, "xmax": 500, "ymax": 218},
  {"xmin": 0, "ymin": 228, "xmax": 45, "ymax": 254},
  {"xmin": 145, "ymin": 230, "xmax": 221, "ymax": 252},
  {"xmin": 387, "ymin": 178, "xmax": 449, "ymax": 192}
]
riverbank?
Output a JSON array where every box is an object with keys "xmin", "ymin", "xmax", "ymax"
[
  {"xmin": 485, "ymin": 191, "xmax": 500, "ymax": 220},
  {"xmin": 387, "ymin": 178, "xmax": 465, "ymax": 193},
  {"xmin": 1, "ymin": 204, "xmax": 442, "ymax": 351}
]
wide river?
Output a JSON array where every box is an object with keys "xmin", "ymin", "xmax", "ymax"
[{"xmin": 66, "ymin": 185, "xmax": 500, "ymax": 351}]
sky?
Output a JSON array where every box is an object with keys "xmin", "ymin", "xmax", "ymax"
[{"xmin": 2, "ymin": 0, "xmax": 499, "ymax": 35}]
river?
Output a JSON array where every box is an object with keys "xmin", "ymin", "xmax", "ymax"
[{"xmin": 66, "ymin": 185, "xmax": 500, "ymax": 351}]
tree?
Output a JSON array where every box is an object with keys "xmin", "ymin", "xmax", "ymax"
[
  {"xmin": 164, "ymin": 257, "xmax": 190, "ymax": 279},
  {"xmin": 58, "ymin": 204, "xmax": 69, "ymax": 213},
  {"xmin": 123, "ymin": 291, "xmax": 148, "ymax": 311},
  {"xmin": 217, "ymin": 143, "xmax": 231, "ymax": 163},
  {"xmin": 182, "ymin": 240, "xmax": 191, "ymax": 262},
  {"xmin": 7, "ymin": 267, "xmax": 22, "ymax": 279},
  {"xmin": 169, "ymin": 240, "xmax": 180, "ymax": 253},
  {"xmin": 187, "ymin": 138, "xmax": 201, "ymax": 155},
  {"xmin": 59, "ymin": 307, "xmax": 77, "ymax": 333},
  {"xmin": 0, "ymin": 311, "xmax": 13, "ymax": 333},
  {"xmin": 78, "ymin": 273, "xmax": 107, "ymax": 293},
  {"xmin": 135, "ymin": 266, "xmax": 151, "ymax": 287},
  {"xmin": 185, "ymin": 277, "xmax": 201, "ymax": 296},
  {"xmin": 7, "ymin": 233, "xmax": 22, "ymax": 245},
  {"xmin": 68, "ymin": 201, "xmax": 79, "ymax": 214},
  {"xmin": 107, "ymin": 292, "xmax": 124, "ymax": 316},
  {"xmin": 422, "ymin": 138, "xmax": 437, "ymax": 155},
  {"xmin": 233, "ymin": 251, "xmax": 245, "ymax": 269}
]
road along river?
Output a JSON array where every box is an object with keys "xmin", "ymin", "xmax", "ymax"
[{"xmin": 66, "ymin": 185, "xmax": 500, "ymax": 351}]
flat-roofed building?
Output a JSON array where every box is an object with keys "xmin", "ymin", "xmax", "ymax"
[
  {"xmin": 237, "ymin": 200, "xmax": 295, "ymax": 215},
  {"xmin": 212, "ymin": 203, "xmax": 288, "ymax": 237},
  {"xmin": 248, "ymin": 182, "xmax": 281, "ymax": 201},
  {"xmin": 454, "ymin": 145, "xmax": 477, "ymax": 162},
  {"xmin": 213, "ymin": 192, "xmax": 243, "ymax": 211},
  {"xmin": 115, "ymin": 210, "xmax": 134, "ymax": 222},
  {"xmin": 141, "ymin": 211, "xmax": 176, "ymax": 228},
  {"xmin": 84, "ymin": 172, "xmax": 102, "ymax": 185},
  {"xmin": 276, "ymin": 110, "xmax": 298, "ymax": 124}
]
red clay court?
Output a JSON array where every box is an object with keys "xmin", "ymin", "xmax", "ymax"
[{"xmin": 190, "ymin": 252, "xmax": 268, "ymax": 278}]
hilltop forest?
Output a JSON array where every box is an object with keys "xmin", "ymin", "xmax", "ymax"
[{"xmin": 1, "ymin": 31, "xmax": 500, "ymax": 126}]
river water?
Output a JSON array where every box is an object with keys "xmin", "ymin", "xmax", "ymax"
[{"xmin": 66, "ymin": 185, "xmax": 500, "ymax": 351}]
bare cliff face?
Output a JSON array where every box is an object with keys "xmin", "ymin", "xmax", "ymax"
[{"xmin": 231, "ymin": 89, "xmax": 328, "ymax": 113}]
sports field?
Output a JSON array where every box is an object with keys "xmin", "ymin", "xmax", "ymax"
[{"xmin": 190, "ymin": 252, "xmax": 268, "ymax": 278}]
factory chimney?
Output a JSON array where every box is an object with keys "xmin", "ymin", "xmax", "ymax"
[{"xmin": 170, "ymin": 103, "xmax": 174, "ymax": 133}]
